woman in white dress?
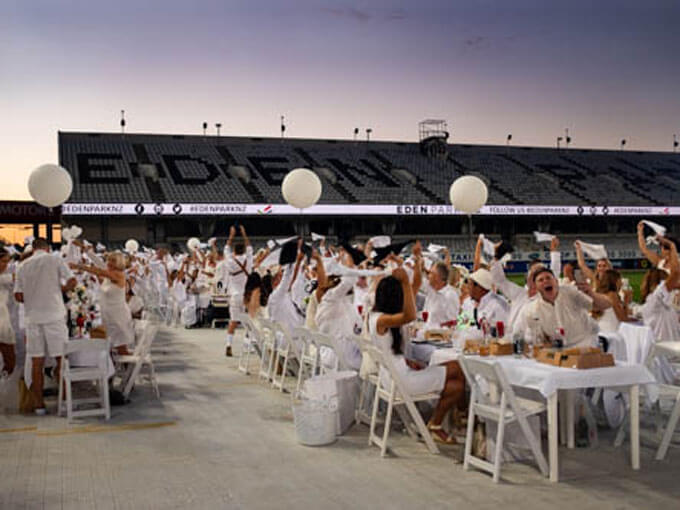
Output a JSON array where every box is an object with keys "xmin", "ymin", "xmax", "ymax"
[
  {"xmin": 71, "ymin": 253, "xmax": 134, "ymax": 354},
  {"xmin": 641, "ymin": 238, "xmax": 680, "ymax": 342},
  {"xmin": 369, "ymin": 267, "xmax": 465, "ymax": 444},
  {"xmin": 593, "ymin": 269, "xmax": 631, "ymax": 333}
]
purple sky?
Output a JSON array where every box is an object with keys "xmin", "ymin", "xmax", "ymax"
[{"xmin": 2, "ymin": 0, "xmax": 679, "ymax": 200}]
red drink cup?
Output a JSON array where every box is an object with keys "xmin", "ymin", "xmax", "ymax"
[
  {"xmin": 422, "ymin": 311, "xmax": 429, "ymax": 322},
  {"xmin": 496, "ymin": 321, "xmax": 505, "ymax": 338}
]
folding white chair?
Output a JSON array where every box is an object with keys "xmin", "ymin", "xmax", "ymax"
[
  {"xmin": 116, "ymin": 320, "xmax": 160, "ymax": 400},
  {"xmin": 651, "ymin": 342, "xmax": 680, "ymax": 460},
  {"xmin": 312, "ymin": 331, "xmax": 341, "ymax": 374},
  {"xmin": 367, "ymin": 343, "xmax": 440, "ymax": 457},
  {"xmin": 294, "ymin": 327, "xmax": 319, "ymax": 395},
  {"xmin": 459, "ymin": 356, "xmax": 549, "ymax": 482},
  {"xmin": 258, "ymin": 319, "xmax": 277, "ymax": 383},
  {"xmin": 353, "ymin": 334, "xmax": 379, "ymax": 426},
  {"xmin": 58, "ymin": 339, "xmax": 111, "ymax": 422},
  {"xmin": 235, "ymin": 313, "xmax": 262, "ymax": 375},
  {"xmin": 271, "ymin": 322, "xmax": 299, "ymax": 392}
]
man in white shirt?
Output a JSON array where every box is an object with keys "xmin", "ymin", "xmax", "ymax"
[
  {"xmin": 14, "ymin": 238, "xmax": 76, "ymax": 415},
  {"xmin": 223, "ymin": 225, "xmax": 253, "ymax": 356},
  {"xmin": 520, "ymin": 268, "xmax": 611, "ymax": 348},
  {"xmin": 419, "ymin": 261, "xmax": 460, "ymax": 328}
]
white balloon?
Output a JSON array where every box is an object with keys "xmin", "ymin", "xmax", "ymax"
[
  {"xmin": 449, "ymin": 175, "xmax": 488, "ymax": 214},
  {"xmin": 125, "ymin": 239, "xmax": 139, "ymax": 253},
  {"xmin": 28, "ymin": 164, "xmax": 73, "ymax": 208},
  {"xmin": 187, "ymin": 237, "xmax": 201, "ymax": 251},
  {"xmin": 281, "ymin": 168, "xmax": 322, "ymax": 209}
]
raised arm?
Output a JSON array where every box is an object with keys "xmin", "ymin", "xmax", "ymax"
[
  {"xmin": 574, "ymin": 241, "xmax": 595, "ymax": 283},
  {"xmin": 410, "ymin": 241, "xmax": 423, "ymax": 295},
  {"xmin": 240, "ymin": 225, "xmax": 250, "ymax": 248},
  {"xmin": 226, "ymin": 225, "xmax": 236, "ymax": 249},
  {"xmin": 473, "ymin": 236, "xmax": 483, "ymax": 271},
  {"xmin": 550, "ymin": 236, "xmax": 562, "ymax": 278},
  {"xmin": 637, "ymin": 221, "xmax": 661, "ymax": 267}
]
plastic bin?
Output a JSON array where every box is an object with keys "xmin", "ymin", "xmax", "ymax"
[{"xmin": 292, "ymin": 399, "xmax": 337, "ymax": 446}]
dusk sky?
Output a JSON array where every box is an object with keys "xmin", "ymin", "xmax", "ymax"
[{"xmin": 2, "ymin": 0, "xmax": 679, "ymax": 200}]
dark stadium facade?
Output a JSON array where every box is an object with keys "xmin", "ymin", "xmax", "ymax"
[{"xmin": 58, "ymin": 131, "xmax": 680, "ymax": 267}]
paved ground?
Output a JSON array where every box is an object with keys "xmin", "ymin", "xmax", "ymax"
[{"xmin": 1, "ymin": 326, "xmax": 679, "ymax": 510}]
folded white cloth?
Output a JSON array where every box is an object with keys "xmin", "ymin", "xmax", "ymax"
[
  {"xmin": 96, "ymin": 243, "xmax": 106, "ymax": 252},
  {"xmin": 311, "ymin": 232, "xmax": 325, "ymax": 241},
  {"xmin": 533, "ymin": 231, "xmax": 554, "ymax": 243},
  {"xmin": 427, "ymin": 243, "xmax": 447, "ymax": 253},
  {"xmin": 368, "ymin": 235, "xmax": 391, "ymax": 248},
  {"xmin": 579, "ymin": 242, "xmax": 608, "ymax": 260},
  {"xmin": 646, "ymin": 235, "xmax": 659, "ymax": 246},
  {"xmin": 642, "ymin": 220, "xmax": 666, "ymax": 237}
]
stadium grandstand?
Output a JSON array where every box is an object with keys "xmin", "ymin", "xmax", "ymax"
[{"xmin": 58, "ymin": 130, "xmax": 680, "ymax": 268}]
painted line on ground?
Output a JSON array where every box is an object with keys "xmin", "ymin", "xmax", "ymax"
[
  {"xmin": 34, "ymin": 421, "xmax": 177, "ymax": 436},
  {"xmin": 0, "ymin": 426, "xmax": 38, "ymax": 434}
]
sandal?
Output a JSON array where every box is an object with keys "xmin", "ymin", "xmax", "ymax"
[{"xmin": 428, "ymin": 423, "xmax": 456, "ymax": 445}]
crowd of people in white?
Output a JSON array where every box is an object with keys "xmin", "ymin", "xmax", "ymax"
[{"xmin": 0, "ymin": 221, "xmax": 679, "ymax": 446}]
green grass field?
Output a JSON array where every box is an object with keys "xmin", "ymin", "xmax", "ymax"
[{"xmin": 507, "ymin": 270, "xmax": 646, "ymax": 303}]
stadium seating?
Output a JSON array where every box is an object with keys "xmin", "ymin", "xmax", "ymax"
[{"xmin": 59, "ymin": 132, "xmax": 680, "ymax": 206}]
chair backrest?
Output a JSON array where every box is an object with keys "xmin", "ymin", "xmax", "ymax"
[
  {"xmin": 459, "ymin": 356, "xmax": 516, "ymax": 407},
  {"xmin": 133, "ymin": 321, "xmax": 159, "ymax": 357},
  {"xmin": 311, "ymin": 331, "xmax": 341, "ymax": 370}
]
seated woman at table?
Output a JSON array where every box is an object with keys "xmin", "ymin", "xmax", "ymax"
[
  {"xmin": 592, "ymin": 269, "xmax": 632, "ymax": 333},
  {"xmin": 70, "ymin": 253, "xmax": 134, "ymax": 355},
  {"xmin": 641, "ymin": 238, "xmax": 680, "ymax": 342},
  {"xmin": 369, "ymin": 267, "xmax": 465, "ymax": 444}
]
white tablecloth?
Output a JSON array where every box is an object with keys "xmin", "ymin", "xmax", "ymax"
[{"xmin": 430, "ymin": 348, "xmax": 656, "ymax": 400}]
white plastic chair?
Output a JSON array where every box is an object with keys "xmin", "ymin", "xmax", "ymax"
[
  {"xmin": 293, "ymin": 327, "xmax": 319, "ymax": 395},
  {"xmin": 367, "ymin": 343, "xmax": 440, "ymax": 457},
  {"xmin": 116, "ymin": 320, "xmax": 160, "ymax": 399},
  {"xmin": 210, "ymin": 295, "xmax": 231, "ymax": 328},
  {"xmin": 312, "ymin": 331, "xmax": 341, "ymax": 374},
  {"xmin": 258, "ymin": 319, "xmax": 277, "ymax": 383},
  {"xmin": 58, "ymin": 339, "xmax": 111, "ymax": 422},
  {"xmin": 271, "ymin": 322, "xmax": 296, "ymax": 392},
  {"xmin": 235, "ymin": 313, "xmax": 262, "ymax": 375},
  {"xmin": 352, "ymin": 334, "xmax": 379, "ymax": 426},
  {"xmin": 651, "ymin": 342, "xmax": 680, "ymax": 460},
  {"xmin": 459, "ymin": 356, "xmax": 549, "ymax": 482}
]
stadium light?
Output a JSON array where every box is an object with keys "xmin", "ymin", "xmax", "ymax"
[
  {"xmin": 620, "ymin": 139, "xmax": 626, "ymax": 150},
  {"xmin": 506, "ymin": 134, "xmax": 512, "ymax": 146},
  {"xmin": 281, "ymin": 116, "xmax": 286, "ymax": 138},
  {"xmin": 120, "ymin": 110, "xmax": 126, "ymax": 135},
  {"xmin": 565, "ymin": 128, "xmax": 571, "ymax": 148},
  {"xmin": 556, "ymin": 136, "xmax": 563, "ymax": 149},
  {"xmin": 366, "ymin": 128, "xmax": 372, "ymax": 142},
  {"xmin": 674, "ymin": 134, "xmax": 678, "ymax": 153},
  {"xmin": 215, "ymin": 123, "xmax": 222, "ymax": 137},
  {"xmin": 354, "ymin": 127, "xmax": 359, "ymax": 141},
  {"xmin": 202, "ymin": 122, "xmax": 208, "ymax": 136}
]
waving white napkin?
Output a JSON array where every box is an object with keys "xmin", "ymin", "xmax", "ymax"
[
  {"xmin": 533, "ymin": 231, "xmax": 554, "ymax": 243},
  {"xmin": 478, "ymin": 234, "xmax": 496, "ymax": 259},
  {"xmin": 579, "ymin": 242, "xmax": 608, "ymax": 260},
  {"xmin": 642, "ymin": 220, "xmax": 666, "ymax": 237},
  {"xmin": 427, "ymin": 243, "xmax": 447, "ymax": 253},
  {"xmin": 311, "ymin": 232, "xmax": 326, "ymax": 242},
  {"xmin": 368, "ymin": 235, "xmax": 391, "ymax": 248}
]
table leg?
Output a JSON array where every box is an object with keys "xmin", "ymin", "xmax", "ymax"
[
  {"xmin": 559, "ymin": 391, "xmax": 567, "ymax": 446},
  {"xmin": 567, "ymin": 390, "xmax": 575, "ymax": 449},
  {"xmin": 548, "ymin": 392, "xmax": 559, "ymax": 482},
  {"xmin": 630, "ymin": 384, "xmax": 640, "ymax": 470}
]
